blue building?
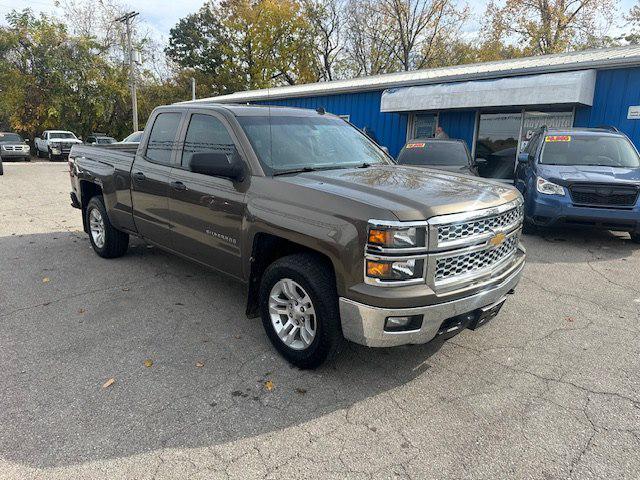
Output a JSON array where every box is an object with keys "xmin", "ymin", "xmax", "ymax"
[{"xmin": 198, "ymin": 45, "xmax": 640, "ymax": 181}]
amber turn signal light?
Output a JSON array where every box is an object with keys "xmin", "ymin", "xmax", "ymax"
[
  {"xmin": 368, "ymin": 229, "xmax": 391, "ymax": 245},
  {"xmin": 366, "ymin": 260, "xmax": 391, "ymax": 277}
]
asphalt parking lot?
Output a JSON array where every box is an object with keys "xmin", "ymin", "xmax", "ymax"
[{"xmin": 1, "ymin": 162, "xmax": 639, "ymax": 479}]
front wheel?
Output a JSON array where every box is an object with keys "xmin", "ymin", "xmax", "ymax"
[
  {"xmin": 85, "ymin": 196, "xmax": 129, "ymax": 258},
  {"xmin": 259, "ymin": 253, "xmax": 342, "ymax": 369}
]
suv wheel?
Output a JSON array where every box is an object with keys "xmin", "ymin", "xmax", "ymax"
[
  {"xmin": 85, "ymin": 196, "xmax": 129, "ymax": 258},
  {"xmin": 259, "ymin": 253, "xmax": 342, "ymax": 369}
]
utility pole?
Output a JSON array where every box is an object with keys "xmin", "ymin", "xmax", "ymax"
[
  {"xmin": 191, "ymin": 77, "xmax": 196, "ymax": 101},
  {"xmin": 116, "ymin": 11, "xmax": 140, "ymax": 131}
]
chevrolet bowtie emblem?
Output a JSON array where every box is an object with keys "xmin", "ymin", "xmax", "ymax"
[{"xmin": 488, "ymin": 232, "xmax": 506, "ymax": 247}]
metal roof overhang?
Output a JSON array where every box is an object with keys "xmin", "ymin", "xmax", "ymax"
[{"xmin": 380, "ymin": 70, "xmax": 597, "ymax": 112}]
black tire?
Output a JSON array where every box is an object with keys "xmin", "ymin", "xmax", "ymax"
[
  {"xmin": 259, "ymin": 253, "xmax": 342, "ymax": 369},
  {"xmin": 0, "ymin": 159, "xmax": 3, "ymax": 175},
  {"xmin": 36, "ymin": 146, "xmax": 42, "ymax": 158},
  {"xmin": 85, "ymin": 195, "xmax": 129, "ymax": 258},
  {"xmin": 631, "ymin": 233, "xmax": 640, "ymax": 244},
  {"xmin": 47, "ymin": 148, "xmax": 54, "ymax": 161}
]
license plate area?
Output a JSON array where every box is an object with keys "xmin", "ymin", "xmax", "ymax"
[{"xmin": 468, "ymin": 298, "xmax": 506, "ymax": 330}]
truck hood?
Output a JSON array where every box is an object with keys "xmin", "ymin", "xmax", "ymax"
[
  {"xmin": 538, "ymin": 164, "xmax": 640, "ymax": 186},
  {"xmin": 278, "ymin": 165, "xmax": 521, "ymax": 221},
  {"xmin": 49, "ymin": 139, "xmax": 82, "ymax": 144}
]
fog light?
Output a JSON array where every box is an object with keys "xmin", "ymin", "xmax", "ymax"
[{"xmin": 384, "ymin": 315, "xmax": 423, "ymax": 332}]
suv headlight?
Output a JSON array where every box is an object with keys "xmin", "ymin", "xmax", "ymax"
[{"xmin": 536, "ymin": 177, "xmax": 565, "ymax": 196}]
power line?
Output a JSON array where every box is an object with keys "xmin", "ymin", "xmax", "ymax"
[{"xmin": 116, "ymin": 11, "xmax": 140, "ymax": 132}]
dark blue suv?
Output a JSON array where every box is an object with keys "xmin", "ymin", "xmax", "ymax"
[{"xmin": 514, "ymin": 127, "xmax": 640, "ymax": 242}]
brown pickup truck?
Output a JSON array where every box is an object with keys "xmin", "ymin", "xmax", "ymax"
[{"xmin": 69, "ymin": 104, "xmax": 525, "ymax": 368}]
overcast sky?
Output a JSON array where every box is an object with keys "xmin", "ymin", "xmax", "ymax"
[{"xmin": 2, "ymin": 0, "xmax": 638, "ymax": 46}]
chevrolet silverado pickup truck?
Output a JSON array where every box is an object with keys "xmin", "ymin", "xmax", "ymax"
[{"xmin": 69, "ymin": 104, "xmax": 525, "ymax": 368}]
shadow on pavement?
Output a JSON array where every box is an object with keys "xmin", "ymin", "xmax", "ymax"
[{"xmin": 0, "ymin": 231, "xmax": 444, "ymax": 468}]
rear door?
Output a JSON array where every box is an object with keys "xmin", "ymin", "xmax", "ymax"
[
  {"xmin": 131, "ymin": 111, "xmax": 183, "ymax": 249},
  {"xmin": 168, "ymin": 111, "xmax": 247, "ymax": 279}
]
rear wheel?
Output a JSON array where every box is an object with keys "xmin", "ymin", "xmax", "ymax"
[
  {"xmin": 0, "ymin": 158, "xmax": 3, "ymax": 175},
  {"xmin": 259, "ymin": 253, "xmax": 342, "ymax": 369},
  {"xmin": 85, "ymin": 196, "xmax": 129, "ymax": 258}
]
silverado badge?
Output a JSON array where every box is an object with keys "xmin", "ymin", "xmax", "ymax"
[{"xmin": 488, "ymin": 232, "xmax": 506, "ymax": 247}]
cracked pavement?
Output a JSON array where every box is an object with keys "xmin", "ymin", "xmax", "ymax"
[{"xmin": 0, "ymin": 162, "xmax": 639, "ymax": 479}]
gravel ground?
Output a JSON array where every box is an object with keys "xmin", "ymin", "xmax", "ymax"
[{"xmin": 0, "ymin": 162, "xmax": 639, "ymax": 479}]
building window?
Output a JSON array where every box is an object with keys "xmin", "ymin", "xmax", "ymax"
[
  {"xmin": 410, "ymin": 113, "xmax": 437, "ymax": 139},
  {"xmin": 474, "ymin": 109, "xmax": 574, "ymax": 180}
]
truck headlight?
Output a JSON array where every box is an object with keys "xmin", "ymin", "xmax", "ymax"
[
  {"xmin": 366, "ymin": 258, "xmax": 423, "ymax": 281},
  {"xmin": 536, "ymin": 177, "xmax": 565, "ymax": 196},
  {"xmin": 368, "ymin": 226, "xmax": 418, "ymax": 248}
]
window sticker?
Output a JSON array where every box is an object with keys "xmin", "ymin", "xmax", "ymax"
[
  {"xmin": 406, "ymin": 142, "xmax": 426, "ymax": 149},
  {"xmin": 545, "ymin": 135, "xmax": 571, "ymax": 142}
]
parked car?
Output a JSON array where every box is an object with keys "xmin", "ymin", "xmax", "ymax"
[
  {"xmin": 514, "ymin": 127, "xmax": 640, "ymax": 242},
  {"xmin": 0, "ymin": 132, "xmax": 30, "ymax": 163},
  {"xmin": 396, "ymin": 138, "xmax": 479, "ymax": 176},
  {"xmin": 69, "ymin": 104, "xmax": 525, "ymax": 368},
  {"xmin": 120, "ymin": 131, "xmax": 143, "ymax": 144},
  {"xmin": 34, "ymin": 130, "xmax": 82, "ymax": 160},
  {"xmin": 86, "ymin": 134, "xmax": 117, "ymax": 145}
]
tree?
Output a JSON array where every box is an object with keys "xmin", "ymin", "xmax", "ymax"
[
  {"xmin": 166, "ymin": 0, "xmax": 318, "ymax": 92},
  {"xmin": 302, "ymin": 0, "xmax": 346, "ymax": 81},
  {"xmin": 379, "ymin": 0, "xmax": 469, "ymax": 71},
  {"xmin": 344, "ymin": 0, "xmax": 400, "ymax": 76},
  {"xmin": 483, "ymin": 0, "xmax": 617, "ymax": 55},
  {"xmin": 0, "ymin": 9, "xmax": 130, "ymax": 139}
]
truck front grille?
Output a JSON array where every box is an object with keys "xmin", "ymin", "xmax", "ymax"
[
  {"xmin": 435, "ymin": 234, "xmax": 519, "ymax": 283},
  {"xmin": 437, "ymin": 204, "xmax": 523, "ymax": 247},
  {"xmin": 569, "ymin": 184, "xmax": 638, "ymax": 209}
]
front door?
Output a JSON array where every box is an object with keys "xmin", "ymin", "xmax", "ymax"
[
  {"xmin": 475, "ymin": 113, "xmax": 522, "ymax": 180},
  {"xmin": 131, "ymin": 111, "xmax": 182, "ymax": 248},
  {"xmin": 169, "ymin": 112, "xmax": 246, "ymax": 279}
]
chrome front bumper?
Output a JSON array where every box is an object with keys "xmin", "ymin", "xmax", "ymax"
[{"xmin": 339, "ymin": 250, "xmax": 525, "ymax": 347}]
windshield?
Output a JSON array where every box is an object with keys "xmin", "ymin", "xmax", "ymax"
[
  {"xmin": 122, "ymin": 131, "xmax": 143, "ymax": 143},
  {"xmin": 541, "ymin": 135, "xmax": 640, "ymax": 168},
  {"xmin": 0, "ymin": 133, "xmax": 23, "ymax": 143},
  {"xmin": 50, "ymin": 132, "xmax": 76, "ymax": 140},
  {"xmin": 397, "ymin": 141, "xmax": 469, "ymax": 166},
  {"xmin": 236, "ymin": 115, "xmax": 390, "ymax": 174},
  {"xmin": 96, "ymin": 137, "xmax": 116, "ymax": 144}
]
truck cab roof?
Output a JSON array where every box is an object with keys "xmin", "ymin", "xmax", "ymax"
[{"xmin": 174, "ymin": 102, "xmax": 337, "ymax": 118}]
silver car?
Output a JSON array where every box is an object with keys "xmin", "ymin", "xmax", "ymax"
[{"xmin": 0, "ymin": 132, "xmax": 30, "ymax": 162}]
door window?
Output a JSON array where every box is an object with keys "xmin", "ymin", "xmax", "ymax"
[
  {"xmin": 181, "ymin": 114, "xmax": 236, "ymax": 167},
  {"xmin": 146, "ymin": 112, "xmax": 181, "ymax": 164}
]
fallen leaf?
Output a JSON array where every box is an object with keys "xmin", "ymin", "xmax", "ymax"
[
  {"xmin": 42, "ymin": 277, "xmax": 50, "ymax": 283},
  {"xmin": 122, "ymin": 287, "xmax": 130, "ymax": 292},
  {"xmin": 143, "ymin": 359, "xmax": 153, "ymax": 368},
  {"xmin": 195, "ymin": 362, "xmax": 204, "ymax": 368},
  {"xmin": 565, "ymin": 316, "xmax": 575, "ymax": 323},
  {"xmin": 295, "ymin": 387, "xmax": 307, "ymax": 395},
  {"xmin": 102, "ymin": 378, "xmax": 115, "ymax": 389},
  {"xmin": 77, "ymin": 308, "xmax": 86, "ymax": 315},
  {"xmin": 264, "ymin": 380, "xmax": 274, "ymax": 391}
]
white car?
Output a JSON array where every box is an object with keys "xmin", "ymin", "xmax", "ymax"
[{"xmin": 34, "ymin": 130, "xmax": 82, "ymax": 161}]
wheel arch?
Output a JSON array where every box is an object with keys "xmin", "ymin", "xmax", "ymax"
[{"xmin": 245, "ymin": 233, "xmax": 338, "ymax": 318}]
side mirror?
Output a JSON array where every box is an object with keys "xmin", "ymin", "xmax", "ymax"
[
  {"xmin": 190, "ymin": 150, "xmax": 244, "ymax": 181},
  {"xmin": 517, "ymin": 152, "xmax": 530, "ymax": 164}
]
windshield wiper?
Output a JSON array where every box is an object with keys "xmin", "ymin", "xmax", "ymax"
[{"xmin": 272, "ymin": 166, "xmax": 318, "ymax": 176}]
